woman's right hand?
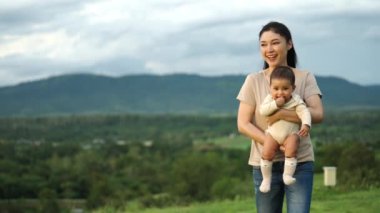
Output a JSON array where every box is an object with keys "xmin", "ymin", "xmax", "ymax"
[
  {"xmin": 267, "ymin": 108, "xmax": 301, "ymax": 125},
  {"xmin": 266, "ymin": 109, "xmax": 282, "ymax": 125}
]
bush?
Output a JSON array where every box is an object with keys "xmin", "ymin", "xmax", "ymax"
[
  {"xmin": 139, "ymin": 193, "xmax": 175, "ymax": 208},
  {"xmin": 315, "ymin": 143, "xmax": 344, "ymax": 172},
  {"xmin": 337, "ymin": 143, "xmax": 380, "ymax": 189},
  {"xmin": 170, "ymin": 152, "xmax": 226, "ymax": 201},
  {"xmin": 211, "ymin": 177, "xmax": 250, "ymax": 200},
  {"xmin": 38, "ymin": 188, "xmax": 61, "ymax": 213}
]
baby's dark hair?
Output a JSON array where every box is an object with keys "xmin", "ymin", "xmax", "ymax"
[{"xmin": 270, "ymin": 66, "xmax": 295, "ymax": 86}]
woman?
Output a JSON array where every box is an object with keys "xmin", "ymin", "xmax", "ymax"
[{"xmin": 236, "ymin": 21, "xmax": 323, "ymax": 213}]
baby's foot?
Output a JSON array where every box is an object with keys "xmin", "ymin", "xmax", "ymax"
[
  {"xmin": 259, "ymin": 179, "xmax": 271, "ymax": 193},
  {"xmin": 283, "ymin": 175, "xmax": 296, "ymax": 185}
]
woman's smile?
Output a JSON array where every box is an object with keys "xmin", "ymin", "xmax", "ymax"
[{"xmin": 260, "ymin": 30, "xmax": 291, "ymax": 68}]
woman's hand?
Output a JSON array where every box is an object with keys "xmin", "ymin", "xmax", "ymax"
[
  {"xmin": 267, "ymin": 108, "xmax": 301, "ymax": 125},
  {"xmin": 268, "ymin": 95, "xmax": 323, "ymax": 126},
  {"xmin": 266, "ymin": 110, "xmax": 280, "ymax": 126}
]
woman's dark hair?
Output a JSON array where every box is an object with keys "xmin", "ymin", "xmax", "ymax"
[
  {"xmin": 270, "ymin": 66, "xmax": 295, "ymax": 86},
  {"xmin": 259, "ymin": 21, "xmax": 298, "ymax": 69}
]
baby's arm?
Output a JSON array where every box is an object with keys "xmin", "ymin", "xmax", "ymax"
[
  {"xmin": 298, "ymin": 124, "xmax": 310, "ymax": 137},
  {"xmin": 295, "ymin": 98, "xmax": 312, "ymax": 136},
  {"xmin": 260, "ymin": 95, "xmax": 279, "ymax": 116}
]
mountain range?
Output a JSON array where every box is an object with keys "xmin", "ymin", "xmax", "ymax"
[{"xmin": 0, "ymin": 73, "xmax": 379, "ymax": 117}]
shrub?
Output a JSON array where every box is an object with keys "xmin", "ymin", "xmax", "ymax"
[{"xmin": 337, "ymin": 143, "xmax": 380, "ymax": 189}]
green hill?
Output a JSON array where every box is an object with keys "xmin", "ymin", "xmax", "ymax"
[{"xmin": 0, "ymin": 73, "xmax": 378, "ymax": 116}]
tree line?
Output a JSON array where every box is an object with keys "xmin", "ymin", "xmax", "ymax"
[{"xmin": 0, "ymin": 110, "xmax": 379, "ymax": 212}]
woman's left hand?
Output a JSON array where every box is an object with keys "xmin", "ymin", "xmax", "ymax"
[{"xmin": 266, "ymin": 109, "xmax": 282, "ymax": 125}]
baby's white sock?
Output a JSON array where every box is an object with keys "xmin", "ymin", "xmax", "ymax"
[
  {"xmin": 283, "ymin": 157, "xmax": 297, "ymax": 185},
  {"xmin": 260, "ymin": 159, "xmax": 273, "ymax": 193}
]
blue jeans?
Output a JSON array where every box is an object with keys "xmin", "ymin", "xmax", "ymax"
[{"xmin": 252, "ymin": 161, "xmax": 314, "ymax": 213}]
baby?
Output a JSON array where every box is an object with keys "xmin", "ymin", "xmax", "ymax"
[{"xmin": 259, "ymin": 66, "xmax": 311, "ymax": 193}]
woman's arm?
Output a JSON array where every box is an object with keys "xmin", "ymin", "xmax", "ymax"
[
  {"xmin": 266, "ymin": 94, "xmax": 324, "ymax": 125},
  {"xmin": 305, "ymin": 94, "xmax": 324, "ymax": 124},
  {"xmin": 237, "ymin": 102, "xmax": 266, "ymax": 145}
]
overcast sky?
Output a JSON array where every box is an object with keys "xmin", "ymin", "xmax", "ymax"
[{"xmin": 0, "ymin": 0, "xmax": 379, "ymax": 87}]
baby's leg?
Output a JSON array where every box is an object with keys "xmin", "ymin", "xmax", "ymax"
[
  {"xmin": 260, "ymin": 134, "xmax": 279, "ymax": 193},
  {"xmin": 283, "ymin": 133, "xmax": 300, "ymax": 158},
  {"xmin": 262, "ymin": 134, "xmax": 279, "ymax": 161},
  {"xmin": 282, "ymin": 134, "xmax": 300, "ymax": 185}
]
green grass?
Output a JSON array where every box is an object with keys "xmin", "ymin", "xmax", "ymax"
[
  {"xmin": 95, "ymin": 174, "xmax": 380, "ymax": 213},
  {"xmin": 310, "ymin": 189, "xmax": 380, "ymax": 213},
  {"xmin": 94, "ymin": 199, "xmax": 254, "ymax": 213},
  {"xmin": 194, "ymin": 135, "xmax": 251, "ymax": 150}
]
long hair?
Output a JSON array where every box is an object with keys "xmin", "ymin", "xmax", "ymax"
[{"xmin": 259, "ymin": 21, "xmax": 298, "ymax": 69}]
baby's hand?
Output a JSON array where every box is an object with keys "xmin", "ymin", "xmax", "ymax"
[
  {"xmin": 275, "ymin": 97, "xmax": 285, "ymax": 107},
  {"xmin": 298, "ymin": 124, "xmax": 310, "ymax": 137}
]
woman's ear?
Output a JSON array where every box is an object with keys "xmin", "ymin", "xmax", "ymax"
[{"xmin": 287, "ymin": 40, "xmax": 293, "ymax": 50}]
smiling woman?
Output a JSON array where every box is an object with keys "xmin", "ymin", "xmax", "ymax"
[
  {"xmin": 237, "ymin": 21, "xmax": 324, "ymax": 213},
  {"xmin": 259, "ymin": 24, "xmax": 296, "ymax": 69}
]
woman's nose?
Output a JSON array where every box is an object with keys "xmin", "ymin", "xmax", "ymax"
[{"xmin": 267, "ymin": 44, "xmax": 274, "ymax": 52}]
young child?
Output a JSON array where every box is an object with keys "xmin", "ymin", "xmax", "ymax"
[{"xmin": 259, "ymin": 66, "xmax": 311, "ymax": 193}]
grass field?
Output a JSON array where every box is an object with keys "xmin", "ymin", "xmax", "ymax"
[
  {"xmin": 95, "ymin": 174, "xmax": 380, "ymax": 213},
  {"xmin": 194, "ymin": 134, "xmax": 251, "ymax": 150}
]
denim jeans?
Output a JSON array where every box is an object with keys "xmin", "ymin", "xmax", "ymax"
[{"xmin": 252, "ymin": 161, "xmax": 314, "ymax": 213}]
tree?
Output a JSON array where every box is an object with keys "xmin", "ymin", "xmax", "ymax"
[
  {"xmin": 170, "ymin": 152, "xmax": 226, "ymax": 201},
  {"xmin": 338, "ymin": 143, "xmax": 380, "ymax": 189},
  {"xmin": 38, "ymin": 188, "xmax": 61, "ymax": 213}
]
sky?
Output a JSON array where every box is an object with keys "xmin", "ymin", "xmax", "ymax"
[{"xmin": 0, "ymin": 0, "xmax": 379, "ymax": 87}]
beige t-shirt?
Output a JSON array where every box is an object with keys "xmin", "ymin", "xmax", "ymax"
[{"xmin": 236, "ymin": 69, "xmax": 322, "ymax": 166}]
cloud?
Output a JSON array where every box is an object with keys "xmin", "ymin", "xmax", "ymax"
[
  {"xmin": 0, "ymin": 54, "xmax": 77, "ymax": 86},
  {"xmin": 0, "ymin": 0, "xmax": 379, "ymax": 86}
]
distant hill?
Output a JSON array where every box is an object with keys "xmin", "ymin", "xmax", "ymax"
[
  {"xmin": 317, "ymin": 76, "xmax": 380, "ymax": 108},
  {"xmin": 0, "ymin": 73, "xmax": 379, "ymax": 117}
]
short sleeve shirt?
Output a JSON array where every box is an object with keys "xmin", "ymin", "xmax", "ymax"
[{"xmin": 237, "ymin": 69, "xmax": 322, "ymax": 166}]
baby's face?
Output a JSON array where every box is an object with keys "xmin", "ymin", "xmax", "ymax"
[{"xmin": 270, "ymin": 78, "xmax": 294, "ymax": 102}]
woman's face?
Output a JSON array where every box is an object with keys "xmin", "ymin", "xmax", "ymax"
[{"xmin": 260, "ymin": 30, "xmax": 292, "ymax": 69}]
